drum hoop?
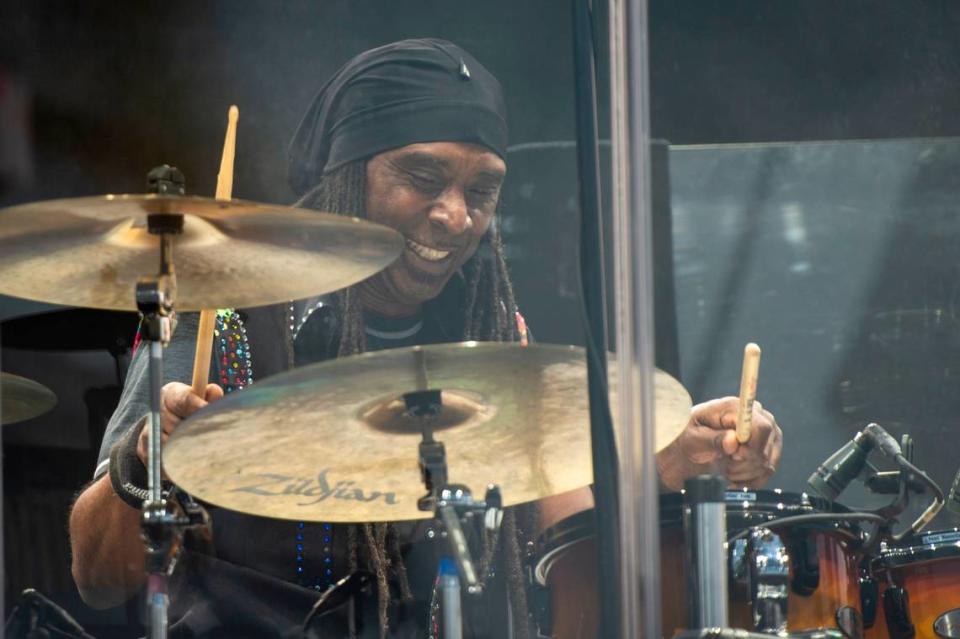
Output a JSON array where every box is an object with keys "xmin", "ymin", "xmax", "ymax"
[
  {"xmin": 535, "ymin": 509, "xmax": 594, "ymax": 586},
  {"xmin": 534, "ymin": 490, "xmax": 859, "ymax": 585},
  {"xmin": 881, "ymin": 529, "xmax": 960, "ymax": 568}
]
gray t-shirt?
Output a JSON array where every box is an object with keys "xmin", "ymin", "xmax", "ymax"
[{"xmin": 94, "ymin": 312, "xmax": 201, "ymax": 479}]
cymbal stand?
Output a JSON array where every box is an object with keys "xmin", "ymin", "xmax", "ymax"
[
  {"xmin": 136, "ymin": 168, "xmax": 209, "ymax": 639},
  {"xmin": 407, "ymin": 389, "xmax": 503, "ymax": 639},
  {"xmin": 136, "ymin": 208, "xmax": 182, "ymax": 639}
]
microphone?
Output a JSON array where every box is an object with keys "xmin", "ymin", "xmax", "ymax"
[
  {"xmin": 5, "ymin": 588, "xmax": 97, "ymax": 639},
  {"xmin": 863, "ymin": 423, "xmax": 902, "ymax": 457},
  {"xmin": 807, "ymin": 428, "xmax": 875, "ymax": 500},
  {"xmin": 948, "ymin": 467, "xmax": 960, "ymax": 517}
]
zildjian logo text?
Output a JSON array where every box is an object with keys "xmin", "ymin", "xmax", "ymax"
[{"xmin": 229, "ymin": 468, "xmax": 399, "ymax": 507}]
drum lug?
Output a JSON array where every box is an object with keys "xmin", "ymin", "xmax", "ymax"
[
  {"xmin": 746, "ymin": 527, "xmax": 790, "ymax": 634},
  {"xmin": 729, "ymin": 538, "xmax": 749, "ymax": 585},
  {"xmin": 789, "ymin": 532, "xmax": 821, "ymax": 596},
  {"xmin": 859, "ymin": 574, "xmax": 879, "ymax": 629},
  {"xmin": 882, "ymin": 585, "xmax": 916, "ymax": 639}
]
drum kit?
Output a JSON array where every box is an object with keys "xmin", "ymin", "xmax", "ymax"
[{"xmin": 1, "ymin": 161, "xmax": 959, "ymax": 639}]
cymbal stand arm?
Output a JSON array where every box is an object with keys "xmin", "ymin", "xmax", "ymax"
[
  {"xmin": 414, "ymin": 420, "xmax": 501, "ymax": 596},
  {"xmin": 410, "ymin": 392, "xmax": 503, "ymax": 637}
]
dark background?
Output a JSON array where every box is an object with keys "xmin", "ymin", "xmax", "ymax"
[{"xmin": 3, "ymin": 1, "xmax": 960, "ymax": 634}]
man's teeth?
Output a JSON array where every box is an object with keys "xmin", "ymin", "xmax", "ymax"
[{"xmin": 406, "ymin": 239, "xmax": 451, "ymax": 261}]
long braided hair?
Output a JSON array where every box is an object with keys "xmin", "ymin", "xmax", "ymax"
[{"xmin": 294, "ymin": 160, "xmax": 536, "ymax": 639}]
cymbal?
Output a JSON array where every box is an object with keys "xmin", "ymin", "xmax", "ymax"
[
  {"xmin": 1, "ymin": 372, "xmax": 57, "ymax": 425},
  {"xmin": 164, "ymin": 342, "xmax": 692, "ymax": 523},
  {"xmin": 0, "ymin": 194, "xmax": 403, "ymax": 311}
]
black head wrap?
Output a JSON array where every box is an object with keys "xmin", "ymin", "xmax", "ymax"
[{"xmin": 287, "ymin": 38, "xmax": 508, "ymax": 196}]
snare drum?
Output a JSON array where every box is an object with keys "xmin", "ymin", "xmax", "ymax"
[
  {"xmin": 534, "ymin": 489, "xmax": 865, "ymax": 638},
  {"xmin": 868, "ymin": 529, "xmax": 960, "ymax": 639}
]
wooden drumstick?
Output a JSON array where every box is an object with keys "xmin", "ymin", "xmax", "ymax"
[
  {"xmin": 735, "ymin": 342, "xmax": 762, "ymax": 444},
  {"xmin": 191, "ymin": 105, "xmax": 239, "ymax": 397}
]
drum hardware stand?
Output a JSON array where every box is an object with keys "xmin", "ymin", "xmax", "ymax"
[
  {"xmin": 683, "ymin": 476, "xmax": 730, "ymax": 630},
  {"xmin": 136, "ymin": 166, "xmax": 210, "ymax": 639},
  {"xmin": 406, "ymin": 387, "xmax": 503, "ymax": 639},
  {"xmin": 728, "ymin": 528, "xmax": 790, "ymax": 635}
]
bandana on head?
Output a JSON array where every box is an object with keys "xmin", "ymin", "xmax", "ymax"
[{"xmin": 287, "ymin": 38, "xmax": 508, "ymax": 196}]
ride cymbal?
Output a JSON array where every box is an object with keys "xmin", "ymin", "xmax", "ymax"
[
  {"xmin": 1, "ymin": 372, "xmax": 57, "ymax": 425},
  {"xmin": 164, "ymin": 342, "xmax": 692, "ymax": 522},
  {"xmin": 0, "ymin": 194, "xmax": 403, "ymax": 311}
]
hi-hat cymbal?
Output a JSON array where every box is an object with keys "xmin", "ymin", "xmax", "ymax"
[
  {"xmin": 164, "ymin": 342, "xmax": 692, "ymax": 523},
  {"xmin": 1, "ymin": 372, "xmax": 57, "ymax": 425},
  {"xmin": 0, "ymin": 194, "xmax": 403, "ymax": 311}
]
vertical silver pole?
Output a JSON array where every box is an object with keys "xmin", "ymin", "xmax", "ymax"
[
  {"xmin": 609, "ymin": 0, "xmax": 661, "ymax": 637},
  {"xmin": 148, "ymin": 340, "xmax": 163, "ymax": 501},
  {"xmin": 693, "ymin": 502, "xmax": 729, "ymax": 627},
  {"xmin": 439, "ymin": 558, "xmax": 463, "ymax": 639},
  {"xmin": 684, "ymin": 477, "xmax": 729, "ymax": 629}
]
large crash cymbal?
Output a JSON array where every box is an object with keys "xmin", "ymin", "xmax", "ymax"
[
  {"xmin": 164, "ymin": 342, "xmax": 692, "ymax": 523},
  {"xmin": 0, "ymin": 194, "xmax": 403, "ymax": 311},
  {"xmin": 1, "ymin": 372, "xmax": 57, "ymax": 425}
]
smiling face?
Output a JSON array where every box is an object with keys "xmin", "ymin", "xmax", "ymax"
[{"xmin": 360, "ymin": 141, "xmax": 506, "ymax": 316}]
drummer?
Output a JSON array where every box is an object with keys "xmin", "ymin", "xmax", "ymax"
[{"xmin": 69, "ymin": 39, "xmax": 782, "ymax": 638}]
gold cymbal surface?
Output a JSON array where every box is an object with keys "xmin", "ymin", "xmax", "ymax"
[
  {"xmin": 164, "ymin": 342, "xmax": 692, "ymax": 522},
  {"xmin": 1, "ymin": 372, "xmax": 57, "ymax": 425},
  {"xmin": 0, "ymin": 194, "xmax": 403, "ymax": 311}
]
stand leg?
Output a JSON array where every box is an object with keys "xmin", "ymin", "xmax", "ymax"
[{"xmin": 147, "ymin": 574, "xmax": 169, "ymax": 639}]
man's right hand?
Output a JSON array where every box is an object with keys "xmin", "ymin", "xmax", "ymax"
[{"xmin": 135, "ymin": 382, "xmax": 224, "ymax": 468}]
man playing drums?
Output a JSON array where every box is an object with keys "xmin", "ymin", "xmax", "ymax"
[{"xmin": 69, "ymin": 39, "xmax": 782, "ymax": 638}]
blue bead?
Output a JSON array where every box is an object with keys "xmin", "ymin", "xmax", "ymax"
[
  {"xmin": 298, "ymin": 522, "xmax": 305, "ymax": 529},
  {"xmin": 323, "ymin": 523, "xmax": 332, "ymax": 531},
  {"xmin": 324, "ymin": 557, "xmax": 332, "ymax": 564},
  {"xmin": 296, "ymin": 566, "xmax": 304, "ymax": 573},
  {"xmin": 296, "ymin": 555, "xmax": 304, "ymax": 563},
  {"xmin": 325, "ymin": 569, "xmax": 333, "ymax": 576},
  {"xmin": 296, "ymin": 543, "xmax": 304, "ymax": 552},
  {"xmin": 323, "ymin": 536, "xmax": 330, "ymax": 543},
  {"xmin": 296, "ymin": 533, "xmax": 304, "ymax": 541}
]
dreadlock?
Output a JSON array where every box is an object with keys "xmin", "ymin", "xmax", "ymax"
[{"xmin": 294, "ymin": 159, "xmax": 535, "ymax": 638}]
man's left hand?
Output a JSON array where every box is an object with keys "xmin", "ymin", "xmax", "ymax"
[{"xmin": 656, "ymin": 396, "xmax": 782, "ymax": 492}]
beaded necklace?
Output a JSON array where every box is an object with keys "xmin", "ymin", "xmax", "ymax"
[
  {"xmin": 214, "ymin": 309, "xmax": 252, "ymax": 391},
  {"xmin": 214, "ymin": 306, "xmax": 334, "ymax": 591},
  {"xmin": 288, "ymin": 301, "xmax": 335, "ymax": 591}
]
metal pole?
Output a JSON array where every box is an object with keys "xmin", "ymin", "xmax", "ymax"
[
  {"xmin": 148, "ymin": 340, "xmax": 164, "ymax": 502},
  {"xmin": 609, "ymin": 0, "xmax": 661, "ymax": 637},
  {"xmin": 439, "ymin": 558, "xmax": 463, "ymax": 639},
  {"xmin": 0, "ymin": 342, "xmax": 5, "ymax": 633},
  {"xmin": 684, "ymin": 476, "xmax": 729, "ymax": 629}
]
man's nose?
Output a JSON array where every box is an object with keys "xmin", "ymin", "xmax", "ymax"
[{"xmin": 428, "ymin": 188, "xmax": 472, "ymax": 235}]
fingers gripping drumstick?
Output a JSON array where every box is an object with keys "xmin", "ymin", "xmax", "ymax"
[
  {"xmin": 735, "ymin": 343, "xmax": 762, "ymax": 444},
  {"xmin": 191, "ymin": 105, "xmax": 239, "ymax": 397}
]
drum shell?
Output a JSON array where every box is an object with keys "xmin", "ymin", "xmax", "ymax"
[
  {"xmin": 536, "ymin": 490, "xmax": 865, "ymax": 638},
  {"xmin": 867, "ymin": 529, "xmax": 960, "ymax": 639}
]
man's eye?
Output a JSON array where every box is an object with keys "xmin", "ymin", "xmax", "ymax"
[
  {"xmin": 408, "ymin": 173, "xmax": 443, "ymax": 191},
  {"xmin": 468, "ymin": 188, "xmax": 499, "ymax": 205}
]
